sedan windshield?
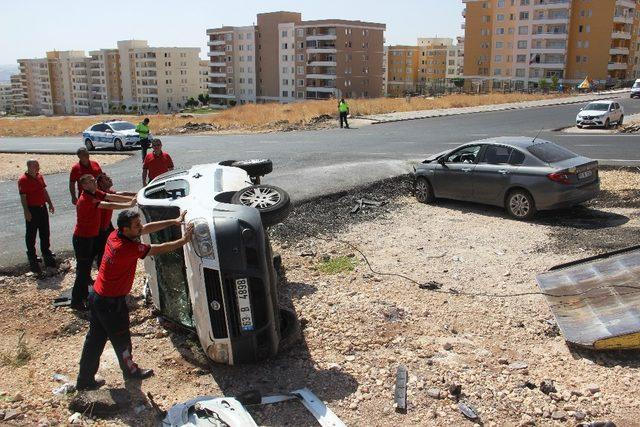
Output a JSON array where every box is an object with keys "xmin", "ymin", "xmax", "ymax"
[
  {"xmin": 110, "ymin": 122, "xmax": 136, "ymax": 131},
  {"xmin": 583, "ymin": 103, "xmax": 609, "ymax": 111},
  {"xmin": 633, "ymin": 82, "xmax": 640, "ymax": 89}
]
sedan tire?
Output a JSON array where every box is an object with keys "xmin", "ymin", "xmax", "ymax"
[
  {"xmin": 506, "ymin": 190, "xmax": 536, "ymax": 220},
  {"xmin": 231, "ymin": 184, "xmax": 291, "ymax": 227},
  {"xmin": 114, "ymin": 139, "xmax": 124, "ymax": 151},
  {"xmin": 85, "ymin": 139, "xmax": 95, "ymax": 151},
  {"xmin": 415, "ymin": 177, "xmax": 435, "ymax": 203},
  {"xmin": 618, "ymin": 115, "xmax": 624, "ymax": 126},
  {"xmin": 604, "ymin": 118, "xmax": 611, "ymax": 129}
]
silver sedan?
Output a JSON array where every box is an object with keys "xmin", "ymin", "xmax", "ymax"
[{"xmin": 412, "ymin": 137, "xmax": 600, "ymax": 220}]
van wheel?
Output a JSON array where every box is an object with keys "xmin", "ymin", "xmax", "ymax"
[
  {"xmin": 114, "ymin": 139, "xmax": 124, "ymax": 151},
  {"xmin": 604, "ymin": 118, "xmax": 611, "ymax": 129},
  {"xmin": 278, "ymin": 308, "xmax": 301, "ymax": 351},
  {"xmin": 618, "ymin": 115, "xmax": 624, "ymax": 126},
  {"xmin": 415, "ymin": 177, "xmax": 435, "ymax": 203},
  {"xmin": 231, "ymin": 159, "xmax": 273, "ymax": 177},
  {"xmin": 506, "ymin": 190, "xmax": 536, "ymax": 220},
  {"xmin": 231, "ymin": 184, "xmax": 291, "ymax": 227},
  {"xmin": 85, "ymin": 139, "xmax": 95, "ymax": 151}
]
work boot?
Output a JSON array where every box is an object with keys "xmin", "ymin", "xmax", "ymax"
[
  {"xmin": 44, "ymin": 256, "xmax": 57, "ymax": 268},
  {"xmin": 27, "ymin": 252, "xmax": 42, "ymax": 274},
  {"xmin": 124, "ymin": 368, "xmax": 154, "ymax": 380},
  {"xmin": 76, "ymin": 378, "xmax": 106, "ymax": 391}
]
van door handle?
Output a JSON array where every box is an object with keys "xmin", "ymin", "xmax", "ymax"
[{"xmin": 498, "ymin": 169, "xmax": 508, "ymax": 175}]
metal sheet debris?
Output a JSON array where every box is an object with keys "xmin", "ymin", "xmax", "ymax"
[
  {"xmin": 536, "ymin": 246, "xmax": 640, "ymax": 350},
  {"xmin": 394, "ymin": 366, "xmax": 408, "ymax": 413}
]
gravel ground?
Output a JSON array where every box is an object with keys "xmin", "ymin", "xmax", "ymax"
[
  {"xmin": 0, "ymin": 153, "xmax": 130, "ymax": 182},
  {"xmin": 0, "ymin": 170, "xmax": 639, "ymax": 426}
]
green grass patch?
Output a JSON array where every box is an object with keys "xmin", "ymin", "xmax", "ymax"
[{"xmin": 317, "ymin": 256, "xmax": 358, "ymax": 275}]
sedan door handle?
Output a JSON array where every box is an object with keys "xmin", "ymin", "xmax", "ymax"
[{"xmin": 498, "ymin": 169, "xmax": 509, "ymax": 175}]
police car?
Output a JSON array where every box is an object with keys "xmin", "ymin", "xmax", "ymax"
[{"xmin": 82, "ymin": 120, "xmax": 150, "ymax": 151}]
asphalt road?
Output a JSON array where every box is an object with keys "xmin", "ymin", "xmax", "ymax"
[{"xmin": 1, "ymin": 96, "xmax": 640, "ymax": 270}]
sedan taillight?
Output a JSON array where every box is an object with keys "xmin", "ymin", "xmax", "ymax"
[{"xmin": 547, "ymin": 171, "xmax": 572, "ymax": 185}]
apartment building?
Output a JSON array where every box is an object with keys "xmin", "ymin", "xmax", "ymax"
[
  {"xmin": 447, "ymin": 37, "xmax": 466, "ymax": 80},
  {"xmin": 206, "ymin": 11, "xmax": 386, "ymax": 105},
  {"xmin": 462, "ymin": 0, "xmax": 640, "ymax": 88},
  {"xmin": 14, "ymin": 40, "xmax": 207, "ymax": 115},
  {"xmin": 10, "ymin": 74, "xmax": 27, "ymax": 114},
  {"xmin": 0, "ymin": 83, "xmax": 12, "ymax": 113},
  {"xmin": 386, "ymin": 46, "xmax": 419, "ymax": 96}
]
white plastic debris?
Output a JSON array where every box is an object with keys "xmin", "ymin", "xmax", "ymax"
[{"xmin": 53, "ymin": 383, "xmax": 76, "ymax": 395}]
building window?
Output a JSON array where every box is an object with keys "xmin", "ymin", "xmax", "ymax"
[
  {"xmin": 515, "ymin": 69, "xmax": 525, "ymax": 77},
  {"xmin": 518, "ymin": 26, "xmax": 528, "ymax": 35},
  {"xmin": 282, "ymin": 90, "xmax": 288, "ymax": 97},
  {"xmin": 281, "ymin": 30, "xmax": 288, "ymax": 37},
  {"xmin": 517, "ymin": 41, "xmax": 527, "ymax": 49},
  {"xmin": 519, "ymin": 12, "xmax": 529, "ymax": 20},
  {"xmin": 296, "ymin": 29, "xmax": 304, "ymax": 37}
]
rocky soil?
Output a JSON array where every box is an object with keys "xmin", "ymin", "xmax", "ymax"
[{"xmin": 0, "ymin": 169, "xmax": 639, "ymax": 426}]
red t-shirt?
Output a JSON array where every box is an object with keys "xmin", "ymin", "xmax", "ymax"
[
  {"xmin": 70, "ymin": 160, "xmax": 103, "ymax": 192},
  {"xmin": 143, "ymin": 152, "xmax": 174, "ymax": 181},
  {"xmin": 99, "ymin": 189, "xmax": 115, "ymax": 231},
  {"xmin": 94, "ymin": 230, "xmax": 150, "ymax": 297},
  {"xmin": 18, "ymin": 173, "xmax": 47, "ymax": 207},
  {"xmin": 74, "ymin": 190, "xmax": 106, "ymax": 238}
]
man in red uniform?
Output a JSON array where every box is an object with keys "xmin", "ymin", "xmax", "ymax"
[
  {"xmin": 142, "ymin": 139, "xmax": 174, "ymax": 185},
  {"xmin": 94, "ymin": 173, "xmax": 137, "ymax": 268},
  {"xmin": 76, "ymin": 209, "xmax": 193, "ymax": 390},
  {"xmin": 69, "ymin": 147, "xmax": 103, "ymax": 205},
  {"xmin": 71, "ymin": 174, "xmax": 136, "ymax": 310},
  {"xmin": 18, "ymin": 159, "xmax": 56, "ymax": 273}
]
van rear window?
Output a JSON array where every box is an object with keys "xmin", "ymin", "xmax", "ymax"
[{"xmin": 527, "ymin": 142, "xmax": 577, "ymax": 163}]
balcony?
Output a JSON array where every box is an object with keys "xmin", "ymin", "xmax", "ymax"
[
  {"xmin": 610, "ymin": 47, "xmax": 630, "ymax": 55},
  {"xmin": 612, "ymin": 31, "xmax": 632, "ymax": 39},
  {"xmin": 210, "ymin": 93, "xmax": 236, "ymax": 99},
  {"xmin": 306, "ymin": 87, "xmax": 337, "ymax": 94},
  {"xmin": 210, "ymin": 61, "xmax": 226, "ymax": 67},
  {"xmin": 207, "ymin": 40, "xmax": 226, "ymax": 46},
  {"xmin": 208, "ymin": 72, "xmax": 226, "ymax": 77},
  {"xmin": 532, "ymin": 15, "xmax": 569, "ymax": 25},
  {"xmin": 208, "ymin": 82, "xmax": 227, "ymax": 88},
  {"xmin": 208, "ymin": 50, "xmax": 226, "ymax": 57},
  {"xmin": 613, "ymin": 15, "xmax": 634, "ymax": 24},
  {"xmin": 530, "ymin": 45, "xmax": 567, "ymax": 54},
  {"xmin": 532, "ymin": 31, "xmax": 568, "ymax": 39},
  {"xmin": 616, "ymin": 0, "xmax": 636, "ymax": 8},
  {"xmin": 608, "ymin": 62, "xmax": 628, "ymax": 70},
  {"xmin": 306, "ymin": 73, "xmax": 337, "ymax": 80},
  {"xmin": 306, "ymin": 34, "xmax": 337, "ymax": 41},
  {"xmin": 529, "ymin": 61, "xmax": 565, "ymax": 69},
  {"xmin": 307, "ymin": 47, "xmax": 337, "ymax": 54},
  {"xmin": 534, "ymin": 0, "xmax": 570, "ymax": 10}
]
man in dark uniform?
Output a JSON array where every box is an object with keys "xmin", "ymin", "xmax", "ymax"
[
  {"xmin": 18, "ymin": 159, "xmax": 56, "ymax": 273},
  {"xmin": 76, "ymin": 209, "xmax": 193, "ymax": 390},
  {"xmin": 94, "ymin": 173, "xmax": 137, "ymax": 267},
  {"xmin": 71, "ymin": 175, "xmax": 136, "ymax": 310}
]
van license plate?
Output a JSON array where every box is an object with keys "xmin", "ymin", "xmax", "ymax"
[
  {"xmin": 235, "ymin": 278, "xmax": 254, "ymax": 331},
  {"xmin": 578, "ymin": 170, "xmax": 593, "ymax": 180}
]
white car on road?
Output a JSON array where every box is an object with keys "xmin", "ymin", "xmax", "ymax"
[
  {"xmin": 576, "ymin": 100, "xmax": 624, "ymax": 129},
  {"xmin": 82, "ymin": 120, "xmax": 150, "ymax": 151}
]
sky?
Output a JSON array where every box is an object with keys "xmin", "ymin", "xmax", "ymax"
[{"xmin": 0, "ymin": 0, "xmax": 465, "ymax": 65}]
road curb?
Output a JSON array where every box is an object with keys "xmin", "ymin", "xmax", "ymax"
[{"xmin": 360, "ymin": 90, "xmax": 632, "ymax": 125}]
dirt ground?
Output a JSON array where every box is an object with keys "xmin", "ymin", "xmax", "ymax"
[
  {"xmin": 0, "ymin": 153, "xmax": 130, "ymax": 182},
  {"xmin": 1, "ymin": 169, "xmax": 639, "ymax": 426}
]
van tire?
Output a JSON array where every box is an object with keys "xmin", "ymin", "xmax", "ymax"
[{"xmin": 231, "ymin": 185, "xmax": 291, "ymax": 227}]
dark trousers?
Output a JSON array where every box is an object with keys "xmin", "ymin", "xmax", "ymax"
[
  {"xmin": 140, "ymin": 138, "xmax": 150, "ymax": 162},
  {"xmin": 77, "ymin": 293, "xmax": 139, "ymax": 384},
  {"xmin": 72, "ymin": 235, "xmax": 96, "ymax": 306},
  {"xmin": 95, "ymin": 224, "xmax": 114, "ymax": 268},
  {"xmin": 340, "ymin": 112, "xmax": 349, "ymax": 128},
  {"xmin": 25, "ymin": 206, "xmax": 51, "ymax": 259}
]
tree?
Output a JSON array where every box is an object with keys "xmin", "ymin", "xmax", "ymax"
[
  {"xmin": 197, "ymin": 93, "xmax": 206, "ymax": 105},
  {"xmin": 538, "ymin": 78, "xmax": 549, "ymax": 92},
  {"xmin": 551, "ymin": 75, "xmax": 559, "ymax": 91},
  {"xmin": 120, "ymin": 105, "xmax": 127, "ymax": 112},
  {"xmin": 452, "ymin": 78, "xmax": 465, "ymax": 93},
  {"xmin": 132, "ymin": 105, "xmax": 138, "ymax": 112}
]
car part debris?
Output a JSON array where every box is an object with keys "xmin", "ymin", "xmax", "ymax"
[
  {"xmin": 162, "ymin": 388, "xmax": 345, "ymax": 427},
  {"xmin": 52, "ymin": 289, "xmax": 72, "ymax": 307},
  {"xmin": 394, "ymin": 366, "xmax": 408, "ymax": 413},
  {"xmin": 536, "ymin": 245, "xmax": 640, "ymax": 349},
  {"xmin": 419, "ymin": 281, "xmax": 443, "ymax": 290},
  {"xmin": 53, "ymin": 383, "xmax": 76, "ymax": 395},
  {"xmin": 458, "ymin": 402, "xmax": 479, "ymax": 421},
  {"xmin": 350, "ymin": 197, "xmax": 388, "ymax": 214}
]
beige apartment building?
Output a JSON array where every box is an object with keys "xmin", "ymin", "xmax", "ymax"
[
  {"xmin": 0, "ymin": 83, "xmax": 12, "ymax": 113},
  {"xmin": 462, "ymin": 0, "xmax": 640, "ymax": 89},
  {"xmin": 386, "ymin": 46, "xmax": 420, "ymax": 96},
  {"xmin": 206, "ymin": 12, "xmax": 386, "ymax": 105},
  {"xmin": 14, "ymin": 40, "xmax": 207, "ymax": 115}
]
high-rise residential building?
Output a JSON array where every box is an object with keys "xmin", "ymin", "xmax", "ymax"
[
  {"xmin": 447, "ymin": 37, "xmax": 466, "ymax": 80},
  {"xmin": 386, "ymin": 46, "xmax": 420, "ymax": 96},
  {"xmin": 10, "ymin": 74, "xmax": 27, "ymax": 114},
  {"xmin": 14, "ymin": 40, "xmax": 207, "ymax": 115},
  {"xmin": 206, "ymin": 11, "xmax": 386, "ymax": 105},
  {"xmin": 0, "ymin": 83, "xmax": 12, "ymax": 113},
  {"xmin": 462, "ymin": 0, "xmax": 640, "ymax": 89}
]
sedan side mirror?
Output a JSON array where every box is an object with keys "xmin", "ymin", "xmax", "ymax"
[
  {"xmin": 105, "ymin": 129, "xmax": 113, "ymax": 133},
  {"xmin": 438, "ymin": 157, "xmax": 446, "ymax": 166}
]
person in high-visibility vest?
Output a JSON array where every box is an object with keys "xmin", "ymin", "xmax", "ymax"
[
  {"xmin": 135, "ymin": 118, "xmax": 151, "ymax": 162},
  {"xmin": 338, "ymin": 98, "xmax": 350, "ymax": 129}
]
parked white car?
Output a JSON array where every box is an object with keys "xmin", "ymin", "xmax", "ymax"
[
  {"xmin": 576, "ymin": 100, "xmax": 624, "ymax": 129},
  {"xmin": 82, "ymin": 120, "xmax": 150, "ymax": 151},
  {"xmin": 137, "ymin": 159, "xmax": 298, "ymax": 365},
  {"xmin": 631, "ymin": 79, "xmax": 640, "ymax": 99}
]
